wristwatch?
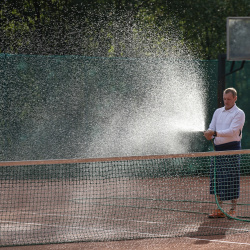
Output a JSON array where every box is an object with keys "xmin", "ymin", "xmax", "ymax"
[{"xmin": 213, "ymin": 131, "xmax": 217, "ymax": 137}]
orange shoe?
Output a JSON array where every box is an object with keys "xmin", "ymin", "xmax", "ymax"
[
  {"xmin": 227, "ymin": 209, "xmax": 236, "ymax": 219},
  {"xmin": 208, "ymin": 209, "xmax": 226, "ymax": 218}
]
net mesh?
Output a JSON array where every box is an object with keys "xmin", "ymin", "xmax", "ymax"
[{"xmin": 0, "ymin": 150, "xmax": 250, "ymax": 246}]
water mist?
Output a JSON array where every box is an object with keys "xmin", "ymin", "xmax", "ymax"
[
  {"xmin": 82, "ymin": 57, "xmax": 206, "ymax": 158},
  {"xmin": 1, "ymin": 10, "xmax": 207, "ymax": 161},
  {"xmin": 75, "ymin": 12, "xmax": 207, "ymax": 158}
]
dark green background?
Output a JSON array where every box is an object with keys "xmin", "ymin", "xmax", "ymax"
[{"xmin": 1, "ymin": 54, "xmax": 249, "ymax": 161}]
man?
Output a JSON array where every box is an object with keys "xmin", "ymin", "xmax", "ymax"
[{"xmin": 204, "ymin": 87, "xmax": 245, "ymax": 218}]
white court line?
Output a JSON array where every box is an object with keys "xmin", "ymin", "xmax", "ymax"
[
  {"xmin": 187, "ymin": 237, "xmax": 250, "ymax": 246},
  {"xmin": 0, "ymin": 220, "xmax": 173, "ymax": 238},
  {"xmin": 1, "ymin": 218, "xmax": 250, "ymax": 245},
  {"xmin": 1, "ymin": 209, "xmax": 249, "ymax": 234},
  {"xmin": 1, "ymin": 218, "xmax": 250, "ymax": 242},
  {"xmin": 0, "ymin": 217, "xmax": 249, "ymax": 239}
]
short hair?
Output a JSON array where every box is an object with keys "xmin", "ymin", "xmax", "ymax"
[{"xmin": 224, "ymin": 87, "xmax": 237, "ymax": 98}]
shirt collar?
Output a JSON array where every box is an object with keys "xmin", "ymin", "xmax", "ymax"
[{"xmin": 223, "ymin": 104, "xmax": 237, "ymax": 112}]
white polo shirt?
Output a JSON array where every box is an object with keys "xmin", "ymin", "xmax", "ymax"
[{"xmin": 208, "ymin": 104, "xmax": 245, "ymax": 145}]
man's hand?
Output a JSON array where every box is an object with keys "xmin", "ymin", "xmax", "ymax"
[{"xmin": 204, "ymin": 130, "xmax": 214, "ymax": 141}]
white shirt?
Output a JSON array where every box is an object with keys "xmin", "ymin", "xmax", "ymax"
[{"xmin": 208, "ymin": 104, "xmax": 245, "ymax": 145}]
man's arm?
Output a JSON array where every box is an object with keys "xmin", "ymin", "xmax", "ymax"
[
  {"xmin": 204, "ymin": 130, "xmax": 215, "ymax": 140},
  {"xmin": 203, "ymin": 109, "xmax": 218, "ymax": 141},
  {"xmin": 216, "ymin": 111, "xmax": 245, "ymax": 137}
]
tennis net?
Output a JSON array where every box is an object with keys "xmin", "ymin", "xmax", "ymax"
[{"xmin": 0, "ymin": 149, "xmax": 250, "ymax": 246}]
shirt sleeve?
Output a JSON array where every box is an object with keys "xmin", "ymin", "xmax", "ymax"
[{"xmin": 217, "ymin": 110, "xmax": 245, "ymax": 137}]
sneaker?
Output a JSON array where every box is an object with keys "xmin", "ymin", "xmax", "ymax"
[
  {"xmin": 208, "ymin": 209, "xmax": 226, "ymax": 218},
  {"xmin": 227, "ymin": 209, "xmax": 236, "ymax": 219}
]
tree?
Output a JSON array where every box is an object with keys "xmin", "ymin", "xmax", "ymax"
[
  {"xmin": 1, "ymin": 0, "xmax": 250, "ymax": 59},
  {"xmin": 166, "ymin": 0, "xmax": 250, "ymax": 59}
]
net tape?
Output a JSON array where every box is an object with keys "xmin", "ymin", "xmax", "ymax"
[{"xmin": 0, "ymin": 149, "xmax": 250, "ymax": 246}]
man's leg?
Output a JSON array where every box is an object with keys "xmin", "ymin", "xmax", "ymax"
[
  {"xmin": 217, "ymin": 195, "xmax": 223, "ymax": 208},
  {"xmin": 208, "ymin": 195, "xmax": 225, "ymax": 218},
  {"xmin": 231, "ymin": 199, "xmax": 237, "ymax": 210}
]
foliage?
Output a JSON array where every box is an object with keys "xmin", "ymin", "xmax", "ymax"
[
  {"xmin": 1, "ymin": 0, "xmax": 250, "ymax": 59},
  {"xmin": 166, "ymin": 0, "xmax": 250, "ymax": 59}
]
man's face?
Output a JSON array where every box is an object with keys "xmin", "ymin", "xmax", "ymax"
[{"xmin": 223, "ymin": 92, "xmax": 237, "ymax": 110}]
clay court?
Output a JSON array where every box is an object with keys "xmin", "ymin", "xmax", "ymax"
[
  {"xmin": 0, "ymin": 152, "xmax": 250, "ymax": 250},
  {"xmin": 1, "ymin": 233, "xmax": 250, "ymax": 249}
]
